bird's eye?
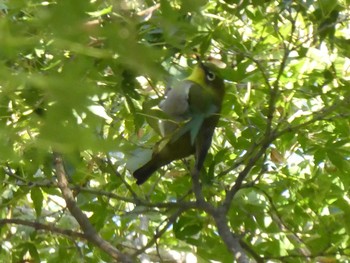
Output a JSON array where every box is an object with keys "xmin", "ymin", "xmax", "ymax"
[{"xmin": 206, "ymin": 71, "xmax": 216, "ymax": 81}]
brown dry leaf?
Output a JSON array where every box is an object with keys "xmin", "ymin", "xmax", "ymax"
[{"xmin": 270, "ymin": 148, "xmax": 284, "ymax": 164}]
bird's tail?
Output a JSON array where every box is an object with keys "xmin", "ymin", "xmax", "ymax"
[{"xmin": 133, "ymin": 160, "xmax": 160, "ymax": 185}]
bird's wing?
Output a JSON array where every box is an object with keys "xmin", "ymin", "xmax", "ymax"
[
  {"xmin": 167, "ymin": 81, "xmax": 217, "ymax": 145},
  {"xmin": 187, "ymin": 82, "xmax": 218, "ymax": 144}
]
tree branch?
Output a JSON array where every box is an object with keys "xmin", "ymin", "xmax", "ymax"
[
  {"xmin": 54, "ymin": 153, "xmax": 133, "ymax": 263},
  {"xmin": 212, "ymin": 208, "xmax": 251, "ymax": 263},
  {"xmin": 191, "ymin": 170, "xmax": 251, "ymax": 262},
  {"xmin": 0, "ymin": 218, "xmax": 85, "ymax": 239},
  {"xmin": 210, "ymin": 33, "xmax": 293, "ymax": 263},
  {"xmin": 191, "ymin": 168, "xmax": 215, "ymax": 213}
]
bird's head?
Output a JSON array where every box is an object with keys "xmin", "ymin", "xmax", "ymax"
[{"xmin": 187, "ymin": 58, "xmax": 226, "ymax": 103}]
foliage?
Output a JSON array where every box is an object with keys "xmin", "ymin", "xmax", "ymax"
[{"xmin": 1, "ymin": 0, "xmax": 350, "ymax": 262}]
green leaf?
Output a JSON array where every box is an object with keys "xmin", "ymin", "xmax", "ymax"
[
  {"xmin": 2, "ymin": 0, "xmax": 350, "ymax": 261},
  {"xmin": 318, "ymin": 0, "xmax": 339, "ymax": 16},
  {"xmin": 30, "ymin": 188, "xmax": 43, "ymax": 217},
  {"xmin": 173, "ymin": 212, "xmax": 204, "ymax": 240},
  {"xmin": 327, "ymin": 150, "xmax": 344, "ymax": 170}
]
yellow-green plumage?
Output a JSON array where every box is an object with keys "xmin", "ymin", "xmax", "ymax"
[{"xmin": 133, "ymin": 61, "xmax": 225, "ymax": 185}]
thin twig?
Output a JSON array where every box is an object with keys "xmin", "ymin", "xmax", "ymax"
[
  {"xmin": 133, "ymin": 208, "xmax": 185, "ymax": 257},
  {"xmin": 0, "ymin": 218, "xmax": 85, "ymax": 239}
]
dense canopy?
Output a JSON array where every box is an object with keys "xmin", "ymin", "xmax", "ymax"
[{"xmin": 1, "ymin": 0, "xmax": 350, "ymax": 262}]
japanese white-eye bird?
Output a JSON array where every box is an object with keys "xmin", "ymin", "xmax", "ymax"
[{"xmin": 133, "ymin": 59, "xmax": 225, "ymax": 185}]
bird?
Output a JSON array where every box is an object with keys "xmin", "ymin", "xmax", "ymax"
[{"xmin": 133, "ymin": 59, "xmax": 225, "ymax": 185}]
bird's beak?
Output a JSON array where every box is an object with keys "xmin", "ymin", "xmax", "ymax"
[{"xmin": 195, "ymin": 55, "xmax": 205, "ymax": 70}]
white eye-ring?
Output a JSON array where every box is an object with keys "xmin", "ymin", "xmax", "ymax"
[{"xmin": 206, "ymin": 71, "xmax": 216, "ymax": 81}]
